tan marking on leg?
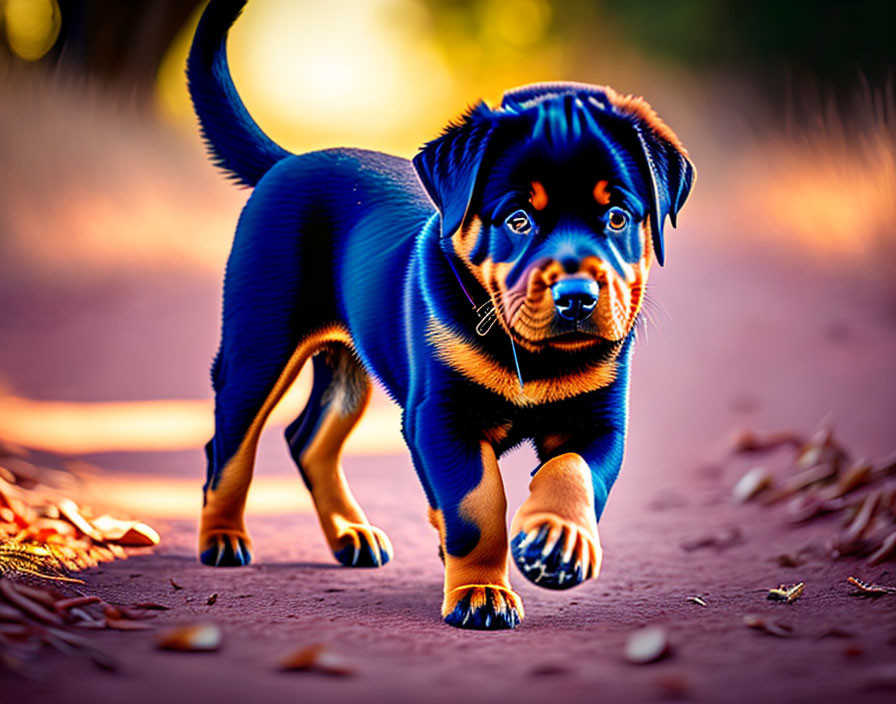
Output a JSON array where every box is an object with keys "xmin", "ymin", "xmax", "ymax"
[
  {"xmin": 440, "ymin": 442, "xmax": 523, "ymax": 620},
  {"xmin": 199, "ymin": 326, "xmax": 352, "ymax": 554},
  {"xmin": 299, "ymin": 379, "xmax": 392, "ymax": 563},
  {"xmin": 511, "ymin": 452, "xmax": 602, "ymax": 582}
]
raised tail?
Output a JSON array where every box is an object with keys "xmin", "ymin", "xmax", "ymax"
[{"xmin": 187, "ymin": 0, "xmax": 291, "ymax": 188}]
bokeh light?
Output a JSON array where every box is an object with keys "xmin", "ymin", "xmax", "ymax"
[
  {"xmin": 2, "ymin": 0, "xmax": 61, "ymax": 61},
  {"xmin": 158, "ymin": 0, "xmax": 454, "ymax": 156}
]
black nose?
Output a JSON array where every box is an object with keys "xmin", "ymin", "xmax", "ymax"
[{"xmin": 551, "ymin": 279, "xmax": 600, "ymax": 322}]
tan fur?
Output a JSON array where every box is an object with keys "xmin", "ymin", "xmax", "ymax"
[
  {"xmin": 199, "ymin": 326, "xmax": 375, "ymax": 558},
  {"xmin": 426, "ymin": 318, "xmax": 620, "ymax": 406},
  {"xmin": 593, "ymin": 179, "xmax": 611, "ymax": 205},
  {"xmin": 437, "ymin": 442, "xmax": 524, "ymax": 620},
  {"xmin": 529, "ymin": 180, "xmax": 548, "ymax": 210},
  {"xmin": 298, "ymin": 378, "xmax": 392, "ymax": 564},
  {"xmin": 510, "ymin": 452, "xmax": 602, "ymax": 582}
]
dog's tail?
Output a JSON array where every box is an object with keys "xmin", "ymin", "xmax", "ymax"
[{"xmin": 187, "ymin": 0, "xmax": 291, "ymax": 188}]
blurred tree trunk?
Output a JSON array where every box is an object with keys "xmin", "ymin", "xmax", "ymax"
[{"xmin": 11, "ymin": 0, "xmax": 203, "ymax": 98}]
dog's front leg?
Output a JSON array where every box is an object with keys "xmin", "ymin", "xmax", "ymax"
[
  {"xmin": 404, "ymin": 400, "xmax": 523, "ymax": 630},
  {"xmin": 510, "ymin": 428, "xmax": 625, "ymax": 591}
]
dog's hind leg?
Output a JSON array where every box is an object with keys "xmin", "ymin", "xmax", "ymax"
[
  {"xmin": 285, "ymin": 345, "xmax": 392, "ymax": 567},
  {"xmin": 201, "ymin": 327, "xmax": 350, "ymax": 567}
]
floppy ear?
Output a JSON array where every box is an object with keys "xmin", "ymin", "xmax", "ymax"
[
  {"xmin": 413, "ymin": 105, "xmax": 496, "ymax": 239},
  {"xmin": 633, "ymin": 124, "xmax": 695, "ymax": 266}
]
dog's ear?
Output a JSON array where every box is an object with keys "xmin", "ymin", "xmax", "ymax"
[
  {"xmin": 632, "ymin": 123, "xmax": 695, "ymax": 266},
  {"xmin": 413, "ymin": 104, "xmax": 496, "ymax": 239}
]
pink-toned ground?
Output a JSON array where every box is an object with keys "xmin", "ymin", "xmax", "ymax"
[{"xmin": 1, "ymin": 227, "xmax": 896, "ymax": 703}]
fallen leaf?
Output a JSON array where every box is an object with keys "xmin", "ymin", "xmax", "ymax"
[
  {"xmin": 0, "ymin": 579, "xmax": 64, "ymax": 625},
  {"xmin": 279, "ymin": 643, "xmax": 355, "ymax": 676},
  {"xmin": 847, "ymin": 576, "xmax": 896, "ymax": 595},
  {"xmin": 767, "ymin": 582, "xmax": 804, "ymax": 603},
  {"xmin": 156, "ymin": 623, "xmax": 222, "ymax": 652},
  {"xmin": 818, "ymin": 626, "xmax": 855, "ymax": 639},
  {"xmin": 743, "ymin": 614, "xmax": 794, "ymax": 638},
  {"xmin": 53, "ymin": 596, "xmax": 101, "ymax": 612},
  {"xmin": 56, "ymin": 500, "xmax": 103, "ymax": 542},
  {"xmin": 773, "ymin": 553, "xmax": 805, "ymax": 568},
  {"xmin": 625, "ymin": 626, "xmax": 670, "ymax": 664},
  {"xmin": 867, "ymin": 530, "xmax": 896, "ymax": 565},
  {"xmin": 731, "ymin": 429, "xmax": 805, "ymax": 454},
  {"xmin": 732, "ymin": 467, "xmax": 773, "ymax": 503},
  {"xmin": 90, "ymin": 515, "xmax": 159, "ymax": 547},
  {"xmin": 106, "ymin": 618, "xmax": 152, "ymax": 631},
  {"xmin": 133, "ymin": 602, "xmax": 170, "ymax": 611}
]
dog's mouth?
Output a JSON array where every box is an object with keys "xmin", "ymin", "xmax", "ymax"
[
  {"xmin": 497, "ymin": 286, "xmax": 606, "ymax": 349},
  {"xmin": 494, "ymin": 270, "xmax": 642, "ymax": 351}
]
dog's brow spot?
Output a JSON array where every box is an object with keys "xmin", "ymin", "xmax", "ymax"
[
  {"xmin": 593, "ymin": 180, "xmax": 611, "ymax": 206},
  {"xmin": 529, "ymin": 181, "xmax": 548, "ymax": 211}
]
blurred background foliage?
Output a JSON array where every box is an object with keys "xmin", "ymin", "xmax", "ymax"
[
  {"xmin": 0, "ymin": 0, "xmax": 893, "ymax": 280},
  {"xmin": 3, "ymin": 0, "xmax": 893, "ymax": 116}
]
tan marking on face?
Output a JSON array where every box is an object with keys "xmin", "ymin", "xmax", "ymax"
[
  {"xmin": 450, "ymin": 216, "xmax": 652, "ymax": 350},
  {"xmin": 453, "ymin": 215, "xmax": 481, "ymax": 260},
  {"xmin": 529, "ymin": 181, "xmax": 548, "ymax": 211},
  {"xmin": 426, "ymin": 318, "xmax": 620, "ymax": 406},
  {"xmin": 593, "ymin": 180, "xmax": 611, "ymax": 206},
  {"xmin": 578, "ymin": 222, "xmax": 652, "ymax": 341}
]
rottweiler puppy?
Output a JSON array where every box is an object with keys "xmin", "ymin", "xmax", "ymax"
[{"xmin": 190, "ymin": 0, "xmax": 694, "ymax": 630}]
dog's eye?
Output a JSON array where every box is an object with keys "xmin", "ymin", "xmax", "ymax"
[
  {"xmin": 505, "ymin": 210, "xmax": 534, "ymax": 236},
  {"xmin": 606, "ymin": 208, "xmax": 629, "ymax": 232}
]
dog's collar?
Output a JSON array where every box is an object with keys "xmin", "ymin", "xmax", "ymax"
[
  {"xmin": 443, "ymin": 244, "xmax": 524, "ymax": 388},
  {"xmin": 442, "ymin": 249, "xmax": 498, "ymax": 337}
]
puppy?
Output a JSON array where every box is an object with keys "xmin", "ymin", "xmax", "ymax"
[{"xmin": 190, "ymin": 0, "xmax": 694, "ymax": 630}]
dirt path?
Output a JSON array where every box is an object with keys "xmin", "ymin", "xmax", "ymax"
[{"xmin": 2, "ymin": 234, "xmax": 896, "ymax": 702}]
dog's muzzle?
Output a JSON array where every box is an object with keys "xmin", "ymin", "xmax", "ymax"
[{"xmin": 551, "ymin": 279, "xmax": 600, "ymax": 322}]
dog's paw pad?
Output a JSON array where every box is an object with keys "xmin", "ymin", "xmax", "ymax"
[
  {"xmin": 199, "ymin": 531, "xmax": 252, "ymax": 567},
  {"xmin": 332, "ymin": 524, "xmax": 392, "ymax": 568},
  {"xmin": 443, "ymin": 585, "xmax": 524, "ymax": 630},
  {"xmin": 511, "ymin": 517, "xmax": 599, "ymax": 590}
]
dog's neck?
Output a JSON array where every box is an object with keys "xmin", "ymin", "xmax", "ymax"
[{"xmin": 441, "ymin": 236, "xmax": 525, "ymax": 388}]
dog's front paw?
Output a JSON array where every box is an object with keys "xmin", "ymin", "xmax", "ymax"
[
  {"xmin": 332, "ymin": 523, "xmax": 392, "ymax": 568},
  {"xmin": 442, "ymin": 585, "xmax": 524, "ymax": 630},
  {"xmin": 199, "ymin": 530, "xmax": 253, "ymax": 567},
  {"xmin": 511, "ymin": 514, "xmax": 600, "ymax": 590}
]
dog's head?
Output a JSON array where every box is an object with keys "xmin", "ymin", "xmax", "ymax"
[{"xmin": 414, "ymin": 83, "xmax": 694, "ymax": 352}]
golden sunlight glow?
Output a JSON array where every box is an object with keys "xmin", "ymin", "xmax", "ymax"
[
  {"xmin": 483, "ymin": 0, "xmax": 552, "ymax": 48},
  {"xmin": 0, "ymin": 373, "xmax": 404, "ymax": 456},
  {"xmin": 157, "ymin": 0, "xmax": 453, "ymax": 156},
  {"xmin": 3, "ymin": 0, "xmax": 61, "ymax": 61},
  {"xmin": 81, "ymin": 475, "xmax": 314, "ymax": 518},
  {"xmin": 737, "ymin": 125, "xmax": 896, "ymax": 256}
]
